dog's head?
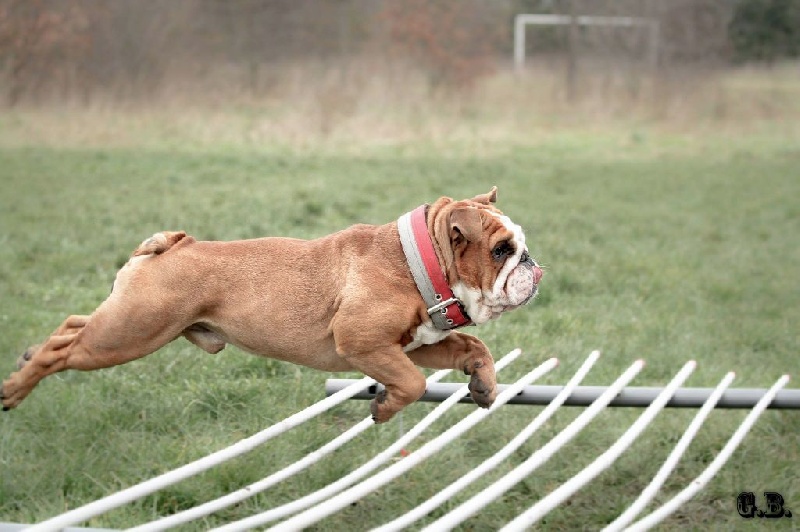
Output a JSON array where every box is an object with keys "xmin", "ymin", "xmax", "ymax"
[{"xmin": 429, "ymin": 186, "xmax": 543, "ymax": 325}]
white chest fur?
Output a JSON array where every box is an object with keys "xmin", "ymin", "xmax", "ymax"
[{"xmin": 403, "ymin": 321, "xmax": 451, "ymax": 353}]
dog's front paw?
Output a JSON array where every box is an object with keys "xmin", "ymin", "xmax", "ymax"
[
  {"xmin": 467, "ymin": 359, "xmax": 497, "ymax": 409},
  {"xmin": 370, "ymin": 390, "xmax": 395, "ymax": 424},
  {"xmin": 469, "ymin": 374, "xmax": 496, "ymax": 408}
]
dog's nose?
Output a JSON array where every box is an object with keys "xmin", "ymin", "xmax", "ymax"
[{"xmin": 533, "ymin": 265, "xmax": 543, "ymax": 285}]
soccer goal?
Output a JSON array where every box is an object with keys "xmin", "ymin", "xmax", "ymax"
[{"xmin": 513, "ymin": 14, "xmax": 660, "ymax": 72}]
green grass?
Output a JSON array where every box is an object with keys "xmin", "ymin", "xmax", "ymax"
[{"xmin": 0, "ymin": 130, "xmax": 799, "ymax": 530}]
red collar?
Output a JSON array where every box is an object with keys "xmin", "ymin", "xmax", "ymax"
[{"xmin": 398, "ymin": 205, "xmax": 472, "ymax": 330}]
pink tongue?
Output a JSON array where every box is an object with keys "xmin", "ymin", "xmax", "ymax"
[{"xmin": 533, "ymin": 266, "xmax": 543, "ymax": 284}]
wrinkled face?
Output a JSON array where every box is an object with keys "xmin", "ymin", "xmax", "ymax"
[
  {"xmin": 489, "ymin": 212, "xmax": 541, "ymax": 305},
  {"xmin": 432, "ymin": 192, "xmax": 543, "ymax": 325}
]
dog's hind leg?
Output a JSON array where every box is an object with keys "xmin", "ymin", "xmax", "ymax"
[
  {"xmin": 2, "ymin": 304, "xmax": 187, "ymax": 410},
  {"xmin": 2, "ymin": 268, "xmax": 194, "ymax": 412},
  {"xmin": 3, "ymin": 231, "xmax": 196, "ymax": 411}
]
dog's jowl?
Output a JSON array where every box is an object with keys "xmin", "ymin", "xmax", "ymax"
[{"xmin": 2, "ymin": 187, "xmax": 542, "ymax": 423}]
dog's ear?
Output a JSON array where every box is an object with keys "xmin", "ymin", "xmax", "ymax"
[
  {"xmin": 471, "ymin": 186, "xmax": 497, "ymax": 205},
  {"xmin": 449, "ymin": 207, "xmax": 483, "ymax": 245}
]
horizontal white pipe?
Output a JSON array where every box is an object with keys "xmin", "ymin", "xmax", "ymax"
[{"xmin": 515, "ymin": 14, "xmax": 654, "ymax": 27}]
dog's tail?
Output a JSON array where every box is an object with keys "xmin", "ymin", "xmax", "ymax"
[{"xmin": 131, "ymin": 231, "xmax": 189, "ymax": 257}]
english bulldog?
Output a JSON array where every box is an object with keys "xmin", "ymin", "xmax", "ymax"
[{"xmin": 2, "ymin": 187, "xmax": 542, "ymax": 422}]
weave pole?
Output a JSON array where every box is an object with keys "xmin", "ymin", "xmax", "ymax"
[
  {"xmin": 324, "ymin": 357, "xmax": 795, "ymax": 531},
  {"xmin": 421, "ymin": 358, "xmax": 647, "ymax": 531},
  {"xmin": 625, "ymin": 374, "xmax": 790, "ymax": 531},
  {"xmin": 602, "ymin": 371, "xmax": 737, "ymax": 531},
  {"xmin": 373, "ymin": 350, "xmax": 602, "ymax": 532},
  {"xmin": 212, "ymin": 349, "xmax": 529, "ymax": 532},
  {"xmin": 495, "ymin": 360, "xmax": 699, "ymax": 531},
  {"xmin": 131, "ymin": 368, "xmax": 455, "ymax": 531},
  {"xmin": 5, "ymin": 348, "xmax": 794, "ymax": 531},
  {"xmin": 273, "ymin": 356, "xmax": 561, "ymax": 531},
  {"xmin": 24, "ymin": 376, "xmax": 377, "ymax": 532}
]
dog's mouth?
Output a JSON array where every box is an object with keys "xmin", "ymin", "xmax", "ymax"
[
  {"xmin": 491, "ymin": 284, "xmax": 539, "ymax": 318},
  {"xmin": 501, "ymin": 261, "xmax": 543, "ymax": 309},
  {"xmin": 523, "ymin": 264, "xmax": 543, "ymax": 304},
  {"xmin": 457, "ymin": 260, "xmax": 543, "ymax": 324}
]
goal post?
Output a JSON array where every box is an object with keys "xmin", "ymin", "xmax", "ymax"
[{"xmin": 513, "ymin": 14, "xmax": 660, "ymax": 72}]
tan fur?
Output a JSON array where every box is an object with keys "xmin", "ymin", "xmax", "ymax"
[{"xmin": 2, "ymin": 188, "xmax": 527, "ymax": 423}]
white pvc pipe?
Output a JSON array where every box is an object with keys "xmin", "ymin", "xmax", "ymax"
[
  {"xmin": 133, "ymin": 368, "xmax": 454, "ymax": 531},
  {"xmin": 425, "ymin": 359, "xmax": 646, "ymax": 531},
  {"xmin": 274, "ymin": 357, "xmax": 560, "ymax": 531},
  {"xmin": 213, "ymin": 349, "xmax": 524, "ymax": 532},
  {"xmin": 374, "ymin": 350, "xmax": 601, "ymax": 532},
  {"xmin": 603, "ymin": 371, "xmax": 736, "ymax": 532},
  {"xmin": 515, "ymin": 14, "xmax": 653, "ymax": 27},
  {"xmin": 500, "ymin": 360, "xmax": 697, "ymax": 531},
  {"xmin": 26, "ymin": 376, "xmax": 377, "ymax": 532},
  {"xmin": 627, "ymin": 374, "xmax": 791, "ymax": 531}
]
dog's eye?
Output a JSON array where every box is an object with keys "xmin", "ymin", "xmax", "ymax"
[{"xmin": 492, "ymin": 241, "xmax": 513, "ymax": 261}]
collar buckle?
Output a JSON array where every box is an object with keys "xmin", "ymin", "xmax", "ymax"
[{"xmin": 427, "ymin": 296, "xmax": 461, "ymax": 316}]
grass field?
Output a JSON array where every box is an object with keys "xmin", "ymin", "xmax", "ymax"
[{"xmin": 0, "ymin": 105, "xmax": 799, "ymax": 530}]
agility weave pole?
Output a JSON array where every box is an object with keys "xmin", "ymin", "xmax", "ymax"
[
  {"xmin": 136, "ymin": 349, "xmax": 525, "ymax": 530},
  {"xmin": 12, "ymin": 349, "xmax": 526, "ymax": 531},
  {"xmin": 1, "ymin": 349, "xmax": 795, "ymax": 531}
]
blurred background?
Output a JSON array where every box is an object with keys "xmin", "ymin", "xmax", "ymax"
[{"xmin": 0, "ymin": 0, "xmax": 798, "ymax": 148}]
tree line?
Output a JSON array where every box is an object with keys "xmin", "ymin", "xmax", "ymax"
[{"xmin": 0, "ymin": 0, "xmax": 796, "ymax": 106}]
